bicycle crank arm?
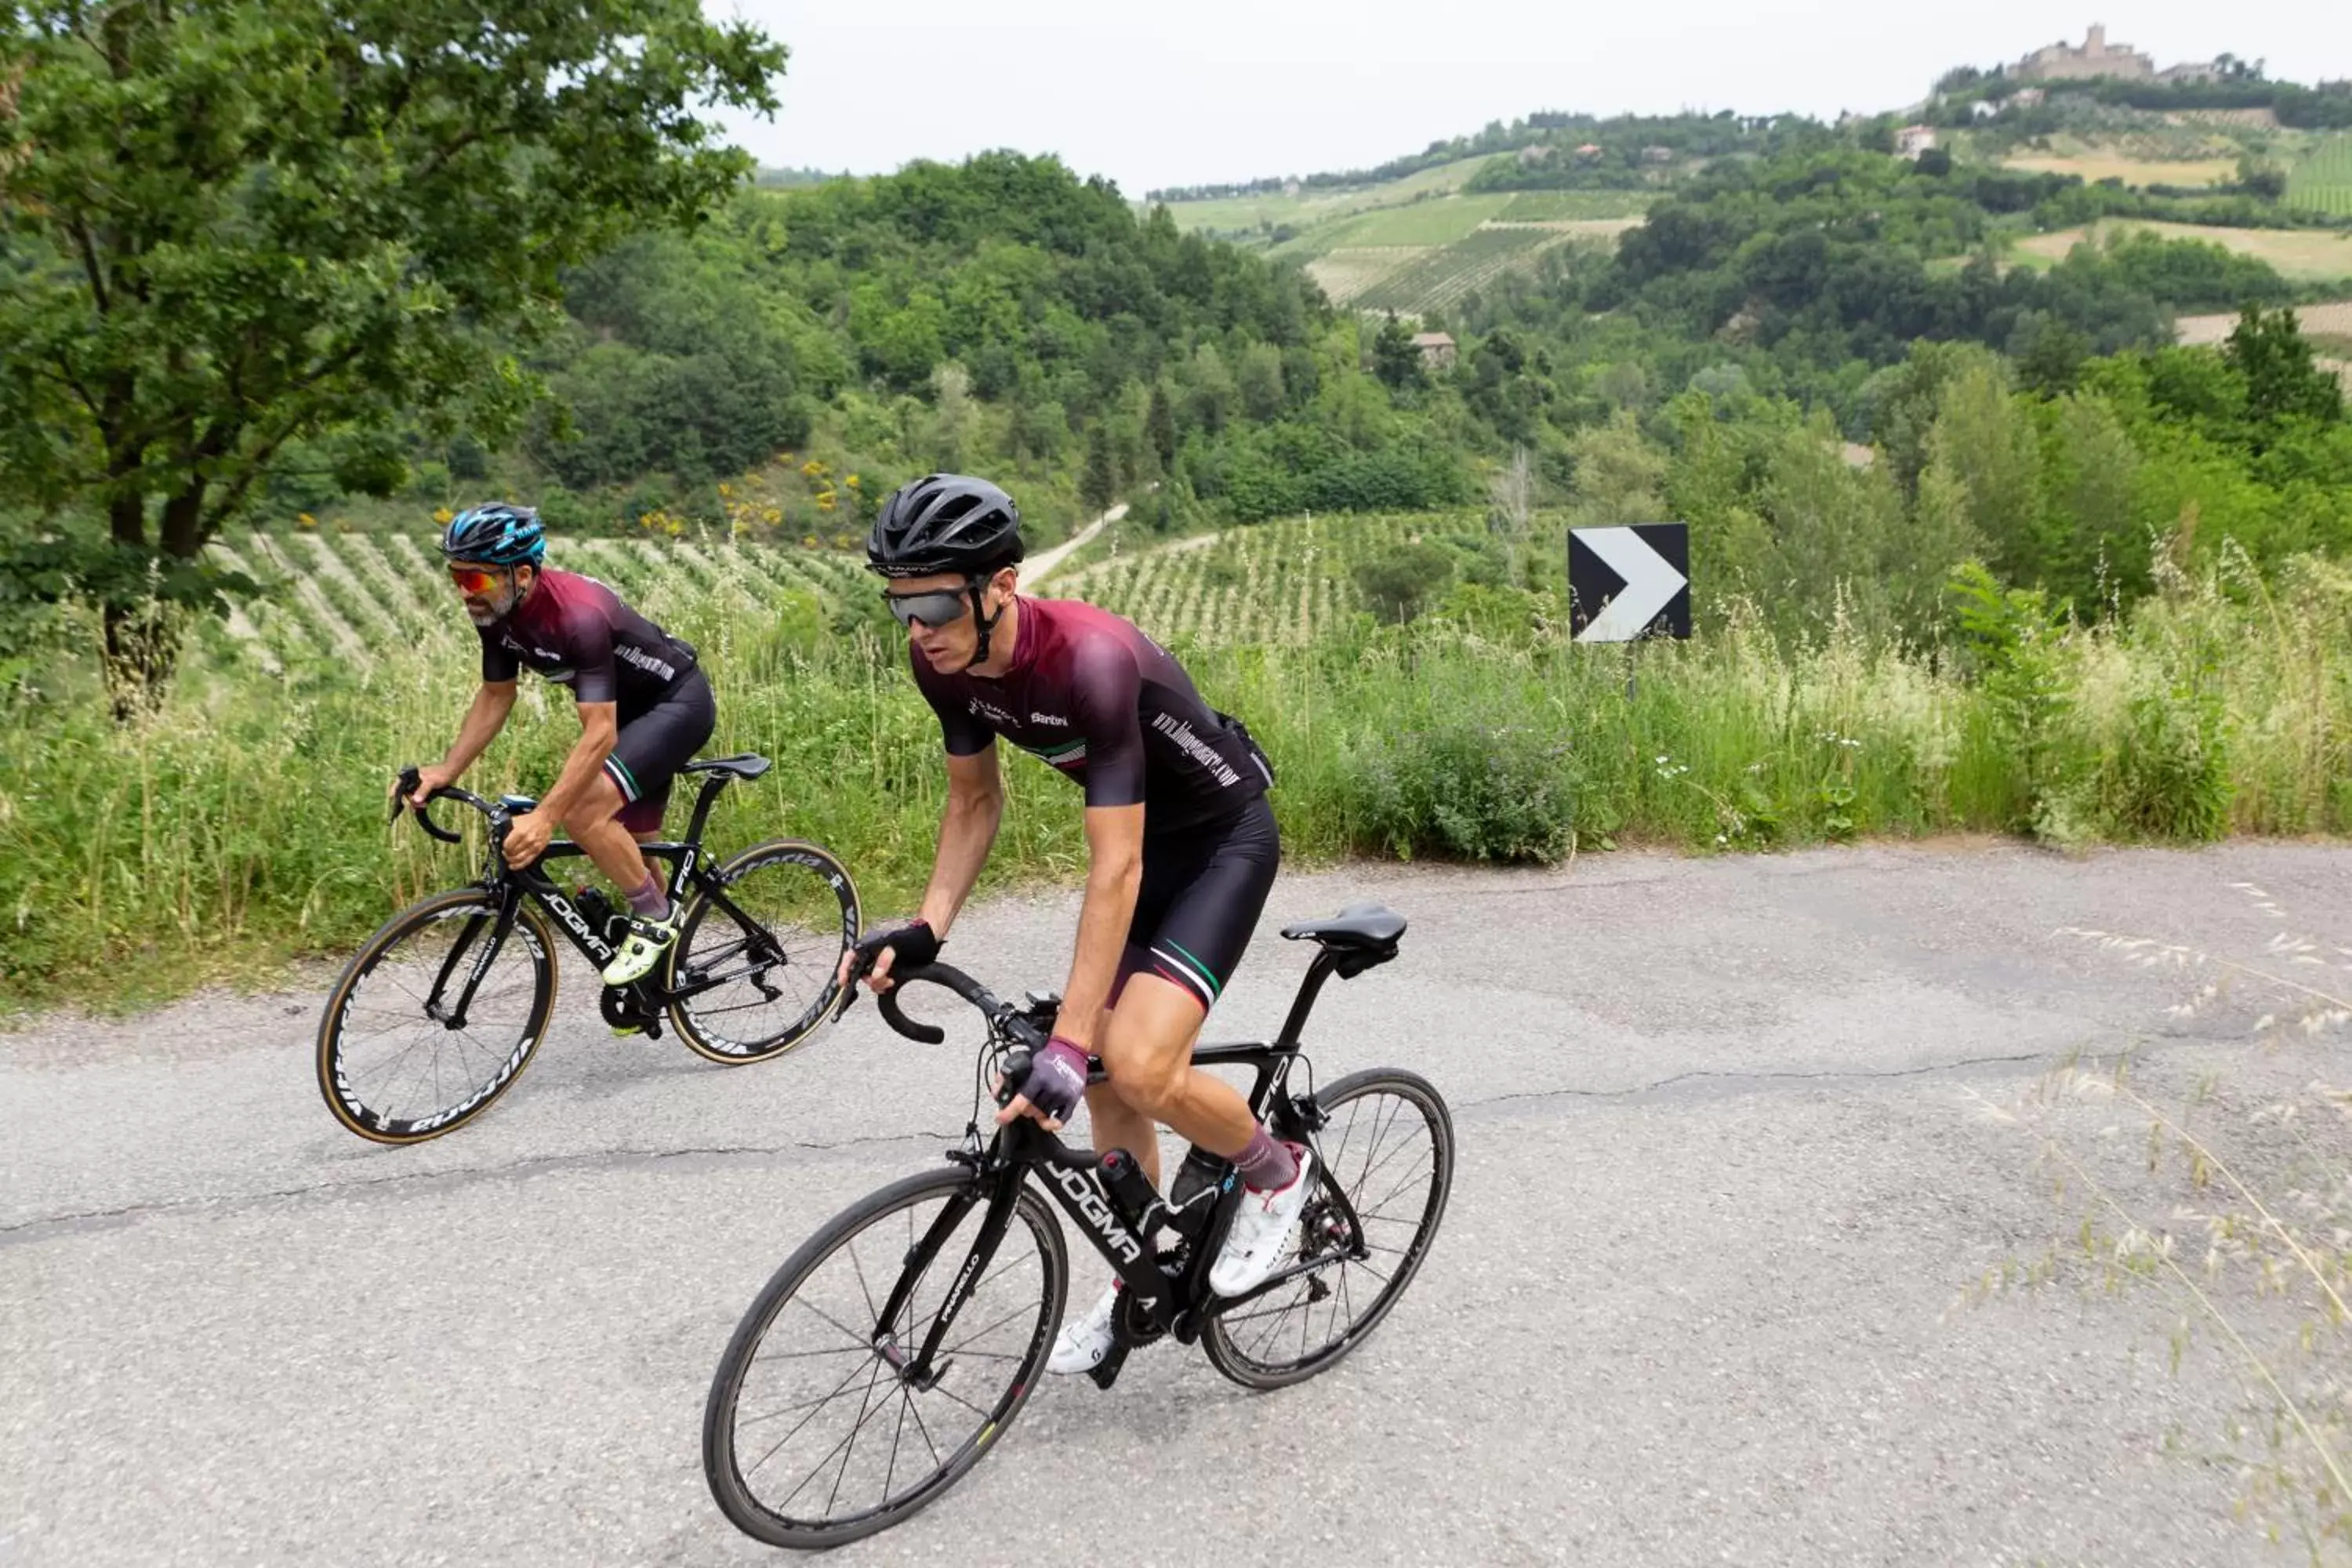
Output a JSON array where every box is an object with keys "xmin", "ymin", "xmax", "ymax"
[{"xmin": 1086, "ymin": 1339, "xmax": 1130, "ymax": 1391}]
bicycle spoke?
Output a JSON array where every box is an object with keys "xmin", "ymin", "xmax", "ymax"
[
  {"xmin": 846, "ymin": 1234, "xmax": 882, "ymax": 1332},
  {"xmin": 735, "ymin": 1382, "xmax": 869, "ymax": 1428},
  {"xmin": 742, "ymin": 1355, "xmax": 877, "ymax": 1479},
  {"xmin": 883, "ymin": 1390, "xmax": 906, "ymax": 1504},
  {"xmin": 920, "ymin": 1377, "xmax": 994, "ymax": 1423},
  {"xmin": 750, "ymin": 1341, "xmax": 873, "ymax": 1365},
  {"xmin": 938, "ymin": 1287, "xmax": 1040, "ymax": 1359},
  {"xmin": 1355, "ymin": 1096, "xmax": 1406, "ymax": 1196},
  {"xmin": 822, "ymin": 1356, "xmax": 885, "ymax": 1516},
  {"xmin": 777, "ymin": 1359, "xmax": 889, "ymax": 1512},
  {"xmin": 1359, "ymin": 1155, "xmax": 1437, "ymax": 1221},
  {"xmin": 902, "ymin": 1385, "xmax": 944, "ymax": 1470},
  {"xmin": 680, "ymin": 994, "xmax": 814, "ymax": 1021},
  {"xmin": 786, "ymin": 1294, "xmax": 879, "ymax": 1352}
]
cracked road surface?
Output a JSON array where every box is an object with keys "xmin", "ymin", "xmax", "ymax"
[{"xmin": 5, "ymin": 843, "xmax": 2343, "ymax": 1566}]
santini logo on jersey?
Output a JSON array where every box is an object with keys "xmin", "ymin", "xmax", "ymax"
[
  {"xmin": 1150, "ymin": 713, "xmax": 1241, "ymax": 788},
  {"xmin": 1029, "ymin": 711, "xmax": 1069, "ymax": 727}
]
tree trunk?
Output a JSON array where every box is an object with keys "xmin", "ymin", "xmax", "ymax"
[
  {"xmin": 96, "ymin": 481, "xmax": 212, "ymax": 720},
  {"xmin": 102, "ymin": 599, "xmax": 179, "ymax": 723}
]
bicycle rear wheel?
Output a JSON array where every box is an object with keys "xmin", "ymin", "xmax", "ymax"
[
  {"xmin": 670, "ymin": 839, "xmax": 859, "ymax": 1065},
  {"xmin": 1203, "ymin": 1068, "xmax": 1454, "ymax": 1390},
  {"xmin": 315, "ymin": 890, "xmax": 557, "ymax": 1144},
  {"xmin": 703, "ymin": 1167, "xmax": 1066, "ymax": 1548}
]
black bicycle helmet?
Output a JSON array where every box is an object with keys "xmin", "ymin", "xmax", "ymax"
[{"xmin": 866, "ymin": 474, "xmax": 1025, "ymax": 579}]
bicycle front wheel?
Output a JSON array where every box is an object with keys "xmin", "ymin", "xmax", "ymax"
[
  {"xmin": 315, "ymin": 890, "xmax": 557, "ymax": 1144},
  {"xmin": 703, "ymin": 1167, "xmax": 1067, "ymax": 1548},
  {"xmin": 1203, "ymin": 1067, "xmax": 1455, "ymax": 1389},
  {"xmin": 670, "ymin": 838, "xmax": 860, "ymax": 1065}
]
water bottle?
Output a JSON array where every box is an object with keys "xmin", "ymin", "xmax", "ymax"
[
  {"xmin": 573, "ymin": 884, "xmax": 622, "ymax": 945},
  {"xmin": 1098, "ymin": 1148, "xmax": 1159, "ymax": 1232},
  {"xmin": 1164, "ymin": 1144, "xmax": 1234, "ymax": 1240}
]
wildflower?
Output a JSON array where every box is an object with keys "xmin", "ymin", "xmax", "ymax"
[
  {"xmin": 432, "ymin": 507, "xmax": 455, "ymax": 525},
  {"xmin": 296, "ymin": 513, "xmax": 317, "ymax": 529}
]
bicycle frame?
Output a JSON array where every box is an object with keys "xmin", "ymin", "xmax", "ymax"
[
  {"xmin": 873, "ymin": 946, "xmax": 1378, "ymax": 1390},
  {"xmin": 405, "ymin": 768, "xmax": 787, "ymax": 1029}
]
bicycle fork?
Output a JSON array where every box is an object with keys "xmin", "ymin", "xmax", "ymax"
[
  {"xmin": 875, "ymin": 1176, "xmax": 1024, "ymax": 1393},
  {"xmin": 423, "ymin": 895, "xmax": 522, "ymax": 1030}
]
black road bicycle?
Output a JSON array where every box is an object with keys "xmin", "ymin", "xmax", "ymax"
[
  {"xmin": 701, "ymin": 902, "xmax": 1454, "ymax": 1548},
  {"xmin": 316, "ymin": 757, "xmax": 861, "ymax": 1144}
]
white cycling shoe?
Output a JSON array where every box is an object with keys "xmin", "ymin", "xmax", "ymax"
[
  {"xmin": 1210, "ymin": 1143, "xmax": 1315, "ymax": 1297},
  {"xmin": 1047, "ymin": 1282, "xmax": 1120, "ymax": 1375}
]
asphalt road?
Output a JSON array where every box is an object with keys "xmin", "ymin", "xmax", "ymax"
[{"xmin": 6, "ymin": 841, "xmax": 2346, "ymax": 1567}]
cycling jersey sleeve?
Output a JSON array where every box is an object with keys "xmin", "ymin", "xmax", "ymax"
[
  {"xmin": 910, "ymin": 649, "xmax": 996, "ymax": 757},
  {"xmin": 478, "ymin": 627, "xmax": 519, "ymax": 684},
  {"xmin": 557, "ymin": 593, "xmax": 619, "ymax": 706},
  {"xmin": 1068, "ymin": 632, "xmax": 1146, "ymax": 811}
]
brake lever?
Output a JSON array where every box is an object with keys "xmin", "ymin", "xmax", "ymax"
[
  {"xmin": 391, "ymin": 765, "xmax": 421, "ymax": 824},
  {"xmin": 993, "ymin": 1043, "xmax": 1035, "ymax": 1109}
]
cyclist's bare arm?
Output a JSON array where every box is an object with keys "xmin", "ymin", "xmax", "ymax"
[
  {"xmin": 535, "ymin": 700, "xmax": 619, "ymax": 823},
  {"xmin": 851, "ymin": 746, "xmax": 1006, "ymax": 993},
  {"xmin": 405, "ymin": 681, "xmax": 517, "ymax": 804},
  {"xmin": 1052, "ymin": 801, "xmax": 1144, "ymax": 1052},
  {"xmin": 913, "ymin": 745, "xmax": 1007, "ymax": 940}
]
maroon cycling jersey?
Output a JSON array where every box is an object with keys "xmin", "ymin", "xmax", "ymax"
[
  {"xmin": 477, "ymin": 568, "xmax": 695, "ymax": 713},
  {"xmin": 910, "ymin": 597, "xmax": 1272, "ymax": 834}
]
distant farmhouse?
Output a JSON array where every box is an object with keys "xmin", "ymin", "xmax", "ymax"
[
  {"xmin": 1410, "ymin": 332, "xmax": 1457, "ymax": 372},
  {"xmin": 1895, "ymin": 125, "xmax": 1940, "ymax": 159},
  {"xmin": 2015, "ymin": 24, "xmax": 2227, "ymax": 85}
]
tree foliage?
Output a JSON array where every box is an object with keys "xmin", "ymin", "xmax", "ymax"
[{"xmin": 0, "ymin": 0, "xmax": 782, "ymax": 688}]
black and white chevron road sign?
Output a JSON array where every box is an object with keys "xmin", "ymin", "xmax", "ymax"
[{"xmin": 1566, "ymin": 523, "xmax": 1690, "ymax": 643}]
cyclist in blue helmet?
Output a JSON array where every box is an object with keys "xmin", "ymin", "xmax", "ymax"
[{"xmin": 396, "ymin": 503, "xmax": 714, "ymax": 1000}]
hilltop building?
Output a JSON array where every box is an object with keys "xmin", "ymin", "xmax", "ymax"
[
  {"xmin": 1895, "ymin": 125, "xmax": 1939, "ymax": 159},
  {"xmin": 1410, "ymin": 332, "xmax": 1457, "ymax": 371},
  {"xmin": 2017, "ymin": 24, "xmax": 2151, "ymax": 81},
  {"xmin": 2014, "ymin": 24, "xmax": 2229, "ymax": 85}
]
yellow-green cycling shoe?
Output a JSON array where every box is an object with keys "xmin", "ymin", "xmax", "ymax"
[{"xmin": 601, "ymin": 910, "xmax": 681, "ymax": 988}]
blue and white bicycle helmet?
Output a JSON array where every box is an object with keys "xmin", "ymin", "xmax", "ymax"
[{"xmin": 439, "ymin": 503, "xmax": 546, "ymax": 567}]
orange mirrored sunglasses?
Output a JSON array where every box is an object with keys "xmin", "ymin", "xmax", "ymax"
[{"xmin": 448, "ymin": 565, "xmax": 505, "ymax": 596}]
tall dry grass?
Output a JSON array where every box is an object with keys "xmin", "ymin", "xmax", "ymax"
[{"xmin": 7, "ymin": 540, "xmax": 2352, "ymax": 1007}]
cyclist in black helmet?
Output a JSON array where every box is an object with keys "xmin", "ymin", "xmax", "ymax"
[
  {"xmin": 840, "ymin": 474, "xmax": 1302, "ymax": 1377},
  {"xmin": 398, "ymin": 503, "xmax": 713, "ymax": 999}
]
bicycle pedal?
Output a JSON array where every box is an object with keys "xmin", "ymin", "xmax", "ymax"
[{"xmin": 1086, "ymin": 1341, "xmax": 1130, "ymax": 1391}]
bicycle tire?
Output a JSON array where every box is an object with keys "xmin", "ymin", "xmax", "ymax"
[
  {"xmin": 315, "ymin": 889, "xmax": 557, "ymax": 1145},
  {"xmin": 669, "ymin": 838, "xmax": 860, "ymax": 1065},
  {"xmin": 703, "ymin": 1166, "xmax": 1066, "ymax": 1548},
  {"xmin": 1203, "ymin": 1067, "xmax": 1454, "ymax": 1390}
]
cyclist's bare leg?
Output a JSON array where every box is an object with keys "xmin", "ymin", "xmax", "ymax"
[
  {"xmin": 1090, "ymin": 972, "xmax": 1259, "ymax": 1190},
  {"xmin": 561, "ymin": 775, "xmax": 662, "ymax": 893}
]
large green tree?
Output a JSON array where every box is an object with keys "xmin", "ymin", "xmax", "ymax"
[{"xmin": 0, "ymin": 0, "xmax": 783, "ymax": 692}]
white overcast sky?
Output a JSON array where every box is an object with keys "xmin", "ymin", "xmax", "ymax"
[{"xmin": 710, "ymin": 0, "xmax": 2350, "ymax": 197}]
